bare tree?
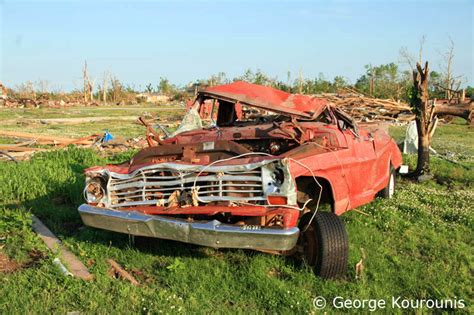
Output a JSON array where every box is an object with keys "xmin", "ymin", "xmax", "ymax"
[
  {"xmin": 83, "ymin": 61, "xmax": 93, "ymax": 103},
  {"xmin": 15, "ymin": 81, "xmax": 35, "ymax": 99},
  {"xmin": 399, "ymin": 35, "xmax": 425, "ymax": 71},
  {"xmin": 439, "ymin": 37, "xmax": 463, "ymax": 102},
  {"xmin": 36, "ymin": 80, "xmax": 49, "ymax": 94},
  {"xmin": 298, "ymin": 68, "xmax": 304, "ymax": 94},
  {"xmin": 110, "ymin": 76, "xmax": 122, "ymax": 103},
  {"xmin": 102, "ymin": 71, "xmax": 109, "ymax": 103},
  {"xmin": 444, "ymin": 38, "xmax": 454, "ymax": 100},
  {"xmin": 410, "ymin": 62, "xmax": 438, "ymax": 177},
  {"xmin": 418, "ymin": 35, "xmax": 426, "ymax": 65}
]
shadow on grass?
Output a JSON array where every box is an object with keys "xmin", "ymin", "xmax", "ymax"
[{"xmin": 6, "ymin": 163, "xmax": 299, "ymax": 263}]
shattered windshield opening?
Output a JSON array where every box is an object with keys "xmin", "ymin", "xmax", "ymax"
[
  {"xmin": 213, "ymin": 99, "xmax": 290, "ymax": 127},
  {"xmin": 169, "ymin": 102, "xmax": 203, "ymax": 137}
]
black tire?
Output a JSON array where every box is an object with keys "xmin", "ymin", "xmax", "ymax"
[
  {"xmin": 298, "ymin": 212, "xmax": 348, "ymax": 279},
  {"xmin": 378, "ymin": 165, "xmax": 395, "ymax": 199}
]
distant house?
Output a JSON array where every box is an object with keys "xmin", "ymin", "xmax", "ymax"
[{"xmin": 136, "ymin": 93, "xmax": 170, "ymax": 103}]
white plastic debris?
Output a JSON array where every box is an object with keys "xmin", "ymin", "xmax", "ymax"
[
  {"xmin": 53, "ymin": 258, "xmax": 73, "ymax": 277},
  {"xmin": 398, "ymin": 165, "xmax": 409, "ymax": 174},
  {"xmin": 403, "ymin": 121, "xmax": 419, "ymax": 154},
  {"xmin": 403, "ymin": 120, "xmax": 437, "ymax": 154}
]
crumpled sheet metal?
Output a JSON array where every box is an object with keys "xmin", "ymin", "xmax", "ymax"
[{"xmin": 201, "ymin": 81, "xmax": 327, "ymax": 119}]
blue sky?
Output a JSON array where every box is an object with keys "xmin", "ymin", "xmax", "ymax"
[{"xmin": 1, "ymin": 0, "xmax": 472, "ymax": 91}]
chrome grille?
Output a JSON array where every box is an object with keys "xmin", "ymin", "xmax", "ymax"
[{"xmin": 107, "ymin": 165, "xmax": 266, "ymax": 208}]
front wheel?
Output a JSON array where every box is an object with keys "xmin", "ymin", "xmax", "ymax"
[
  {"xmin": 298, "ymin": 212, "xmax": 348, "ymax": 279},
  {"xmin": 378, "ymin": 166, "xmax": 395, "ymax": 199}
]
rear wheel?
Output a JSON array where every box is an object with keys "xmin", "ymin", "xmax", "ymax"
[
  {"xmin": 378, "ymin": 166, "xmax": 395, "ymax": 199},
  {"xmin": 298, "ymin": 212, "xmax": 348, "ymax": 279}
]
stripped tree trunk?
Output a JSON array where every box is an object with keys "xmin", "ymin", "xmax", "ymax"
[
  {"xmin": 83, "ymin": 61, "xmax": 88, "ymax": 103},
  {"xmin": 410, "ymin": 61, "xmax": 437, "ymax": 177},
  {"xmin": 102, "ymin": 72, "xmax": 108, "ymax": 103}
]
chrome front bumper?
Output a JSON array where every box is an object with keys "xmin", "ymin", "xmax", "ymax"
[{"xmin": 78, "ymin": 204, "xmax": 299, "ymax": 251}]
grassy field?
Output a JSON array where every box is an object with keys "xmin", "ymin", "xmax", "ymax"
[
  {"xmin": 0, "ymin": 108, "xmax": 472, "ymax": 313},
  {"xmin": 0, "ymin": 104, "xmax": 183, "ymax": 138}
]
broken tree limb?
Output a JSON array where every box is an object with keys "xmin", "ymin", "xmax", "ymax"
[
  {"xmin": 434, "ymin": 103, "xmax": 473, "ymax": 121},
  {"xmin": 56, "ymin": 134, "xmax": 100, "ymax": 148},
  {"xmin": 317, "ymin": 92, "xmax": 413, "ymax": 122},
  {"xmin": 106, "ymin": 259, "xmax": 140, "ymax": 286},
  {"xmin": 31, "ymin": 215, "xmax": 93, "ymax": 280}
]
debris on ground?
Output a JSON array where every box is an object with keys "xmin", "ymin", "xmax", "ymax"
[
  {"xmin": 0, "ymin": 249, "xmax": 47, "ymax": 273},
  {"xmin": 31, "ymin": 215, "xmax": 93, "ymax": 280},
  {"xmin": 0, "ymin": 252, "xmax": 22, "ymax": 273},
  {"xmin": 53, "ymin": 257, "xmax": 73, "ymax": 277},
  {"xmin": 0, "ymin": 94, "xmax": 101, "ymax": 108},
  {"xmin": 0, "ymin": 131, "xmax": 98, "ymax": 146},
  {"xmin": 403, "ymin": 120, "xmax": 438, "ymax": 154},
  {"xmin": 107, "ymin": 259, "xmax": 140, "ymax": 286},
  {"xmin": 0, "ymin": 131, "xmax": 100, "ymax": 161},
  {"xmin": 355, "ymin": 248, "xmax": 366, "ymax": 280},
  {"xmin": 0, "ymin": 130, "xmax": 146, "ymax": 161},
  {"xmin": 316, "ymin": 91, "xmax": 414, "ymax": 123},
  {"xmin": 316, "ymin": 88, "xmax": 472, "ymax": 124}
]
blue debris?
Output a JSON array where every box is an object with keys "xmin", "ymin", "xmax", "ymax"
[{"xmin": 103, "ymin": 130, "xmax": 114, "ymax": 143}]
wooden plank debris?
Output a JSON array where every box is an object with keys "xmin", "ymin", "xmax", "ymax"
[
  {"xmin": 0, "ymin": 146, "xmax": 47, "ymax": 152},
  {"xmin": 0, "ymin": 131, "xmax": 96, "ymax": 145},
  {"xmin": 31, "ymin": 215, "xmax": 93, "ymax": 280},
  {"xmin": 107, "ymin": 259, "xmax": 140, "ymax": 286},
  {"xmin": 0, "ymin": 131, "xmax": 103, "ymax": 161}
]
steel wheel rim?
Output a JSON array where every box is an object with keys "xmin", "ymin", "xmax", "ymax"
[{"xmin": 388, "ymin": 173, "xmax": 395, "ymax": 197}]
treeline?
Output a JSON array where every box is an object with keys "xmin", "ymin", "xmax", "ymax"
[
  {"xmin": 191, "ymin": 65, "xmax": 472, "ymax": 103},
  {"xmin": 9, "ymin": 64, "xmax": 473, "ymax": 104}
]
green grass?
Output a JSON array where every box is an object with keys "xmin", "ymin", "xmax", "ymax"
[
  {"xmin": 0, "ymin": 103, "xmax": 184, "ymax": 120},
  {"xmin": 0, "ymin": 104, "xmax": 184, "ymax": 138},
  {"xmin": 390, "ymin": 119, "xmax": 474, "ymax": 163},
  {"xmin": 0, "ymin": 124, "xmax": 473, "ymax": 313}
]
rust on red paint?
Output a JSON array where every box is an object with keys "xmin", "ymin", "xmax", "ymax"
[{"xmin": 84, "ymin": 82, "xmax": 402, "ymax": 229}]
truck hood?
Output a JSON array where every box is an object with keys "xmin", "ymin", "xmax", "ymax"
[{"xmin": 199, "ymin": 81, "xmax": 328, "ymax": 119}]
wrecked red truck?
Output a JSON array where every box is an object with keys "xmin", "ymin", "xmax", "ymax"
[{"xmin": 79, "ymin": 82, "xmax": 402, "ymax": 278}]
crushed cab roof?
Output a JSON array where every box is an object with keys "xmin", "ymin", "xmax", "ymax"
[{"xmin": 199, "ymin": 81, "xmax": 328, "ymax": 119}]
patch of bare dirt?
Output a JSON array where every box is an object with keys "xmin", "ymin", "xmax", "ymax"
[
  {"xmin": 0, "ymin": 250, "xmax": 47, "ymax": 273},
  {"xmin": 0, "ymin": 252, "xmax": 21, "ymax": 273}
]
